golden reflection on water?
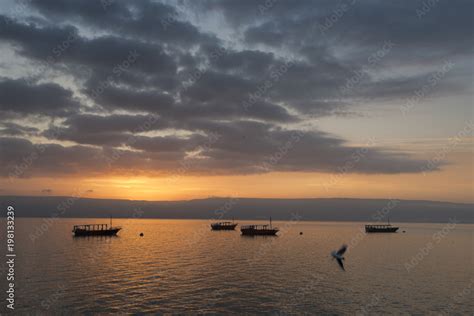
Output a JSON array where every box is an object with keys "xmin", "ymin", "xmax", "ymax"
[{"xmin": 3, "ymin": 218, "xmax": 473, "ymax": 314}]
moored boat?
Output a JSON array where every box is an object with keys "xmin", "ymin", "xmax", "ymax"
[
  {"xmin": 211, "ymin": 221, "xmax": 238, "ymax": 230},
  {"xmin": 241, "ymin": 217, "xmax": 278, "ymax": 236},
  {"xmin": 365, "ymin": 216, "xmax": 399, "ymax": 233},
  {"xmin": 365, "ymin": 224, "xmax": 399, "ymax": 233},
  {"xmin": 72, "ymin": 217, "xmax": 121, "ymax": 236}
]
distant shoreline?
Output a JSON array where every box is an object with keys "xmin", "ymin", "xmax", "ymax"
[
  {"xmin": 1, "ymin": 195, "xmax": 472, "ymax": 223},
  {"xmin": 1, "ymin": 194, "xmax": 472, "ymax": 205},
  {"xmin": 2, "ymin": 216, "xmax": 474, "ymax": 225}
]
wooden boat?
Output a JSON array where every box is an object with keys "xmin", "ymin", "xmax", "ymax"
[
  {"xmin": 365, "ymin": 224, "xmax": 399, "ymax": 233},
  {"xmin": 72, "ymin": 217, "xmax": 121, "ymax": 236},
  {"xmin": 211, "ymin": 220, "xmax": 237, "ymax": 230},
  {"xmin": 241, "ymin": 217, "xmax": 278, "ymax": 236},
  {"xmin": 365, "ymin": 216, "xmax": 399, "ymax": 233}
]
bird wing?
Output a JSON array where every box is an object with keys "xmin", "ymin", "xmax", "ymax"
[
  {"xmin": 336, "ymin": 258, "xmax": 345, "ymax": 271},
  {"xmin": 337, "ymin": 244, "xmax": 348, "ymax": 256}
]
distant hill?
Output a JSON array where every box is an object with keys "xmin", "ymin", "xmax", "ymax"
[{"xmin": 0, "ymin": 195, "xmax": 472, "ymax": 223}]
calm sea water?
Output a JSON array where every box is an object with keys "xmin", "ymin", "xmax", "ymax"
[{"xmin": 1, "ymin": 218, "xmax": 472, "ymax": 314}]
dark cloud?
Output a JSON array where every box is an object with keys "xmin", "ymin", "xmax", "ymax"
[
  {"xmin": 0, "ymin": 137, "xmax": 184, "ymax": 177},
  {"xmin": 0, "ymin": 122, "xmax": 39, "ymax": 136},
  {"xmin": 85, "ymin": 86, "xmax": 175, "ymax": 113},
  {"xmin": 0, "ymin": 78, "xmax": 79, "ymax": 116},
  {"xmin": 29, "ymin": 0, "xmax": 212, "ymax": 45},
  {"xmin": 131, "ymin": 135, "xmax": 201, "ymax": 153},
  {"xmin": 196, "ymin": 0, "xmax": 317, "ymax": 25},
  {"xmin": 60, "ymin": 114, "xmax": 166, "ymax": 134},
  {"xmin": 244, "ymin": 24, "xmax": 284, "ymax": 47},
  {"xmin": 0, "ymin": 16, "xmax": 178, "ymax": 92},
  {"xmin": 41, "ymin": 114, "xmax": 166, "ymax": 146},
  {"xmin": 0, "ymin": 16, "xmax": 80, "ymax": 61},
  {"xmin": 209, "ymin": 49, "xmax": 275, "ymax": 76},
  {"xmin": 0, "ymin": 137, "xmax": 115, "ymax": 177},
  {"xmin": 208, "ymin": 0, "xmax": 473, "ymax": 55}
]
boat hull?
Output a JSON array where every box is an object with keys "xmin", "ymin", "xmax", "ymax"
[
  {"xmin": 365, "ymin": 226, "xmax": 399, "ymax": 233},
  {"xmin": 241, "ymin": 228, "xmax": 279, "ymax": 236},
  {"xmin": 73, "ymin": 228, "xmax": 121, "ymax": 237}
]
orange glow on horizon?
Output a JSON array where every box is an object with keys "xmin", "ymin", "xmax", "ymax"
[
  {"xmin": 2, "ymin": 152, "xmax": 472, "ymax": 204},
  {"xmin": 2, "ymin": 146, "xmax": 472, "ymax": 204}
]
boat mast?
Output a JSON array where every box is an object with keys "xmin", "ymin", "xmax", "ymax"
[
  {"xmin": 270, "ymin": 216, "xmax": 272, "ymax": 229},
  {"xmin": 110, "ymin": 215, "xmax": 112, "ymax": 227}
]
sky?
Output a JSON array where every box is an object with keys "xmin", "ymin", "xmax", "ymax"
[{"xmin": 0, "ymin": 0, "xmax": 472, "ymax": 203}]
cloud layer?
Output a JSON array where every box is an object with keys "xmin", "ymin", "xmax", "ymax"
[{"xmin": 0, "ymin": 0, "xmax": 471, "ymax": 178}]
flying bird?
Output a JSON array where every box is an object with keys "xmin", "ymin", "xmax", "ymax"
[{"xmin": 331, "ymin": 244, "xmax": 348, "ymax": 271}]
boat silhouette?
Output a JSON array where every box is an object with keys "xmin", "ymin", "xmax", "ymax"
[
  {"xmin": 365, "ymin": 216, "xmax": 399, "ymax": 233},
  {"xmin": 211, "ymin": 218, "xmax": 238, "ymax": 230},
  {"xmin": 241, "ymin": 217, "xmax": 279, "ymax": 236},
  {"xmin": 72, "ymin": 217, "xmax": 121, "ymax": 236}
]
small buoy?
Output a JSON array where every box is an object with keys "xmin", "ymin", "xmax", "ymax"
[
  {"xmin": 402, "ymin": 230, "xmax": 406, "ymax": 233},
  {"xmin": 299, "ymin": 232, "xmax": 303, "ymax": 235},
  {"xmin": 140, "ymin": 233, "xmax": 144, "ymax": 237}
]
